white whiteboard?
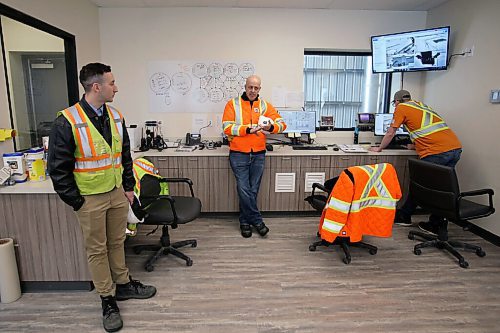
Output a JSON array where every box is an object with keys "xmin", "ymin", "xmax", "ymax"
[{"xmin": 148, "ymin": 61, "xmax": 255, "ymax": 113}]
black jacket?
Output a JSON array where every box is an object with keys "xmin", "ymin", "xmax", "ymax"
[{"xmin": 48, "ymin": 96, "xmax": 135, "ymax": 211}]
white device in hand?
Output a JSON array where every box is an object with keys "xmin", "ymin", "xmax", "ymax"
[{"xmin": 258, "ymin": 115, "xmax": 274, "ymax": 127}]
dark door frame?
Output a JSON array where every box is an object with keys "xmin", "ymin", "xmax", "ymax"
[{"xmin": 0, "ymin": 3, "xmax": 78, "ymax": 150}]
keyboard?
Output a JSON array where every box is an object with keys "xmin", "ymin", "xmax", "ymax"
[{"xmin": 292, "ymin": 145, "xmax": 328, "ymax": 150}]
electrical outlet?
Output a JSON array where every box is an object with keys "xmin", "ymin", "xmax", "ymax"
[{"xmin": 464, "ymin": 45, "xmax": 475, "ymax": 57}]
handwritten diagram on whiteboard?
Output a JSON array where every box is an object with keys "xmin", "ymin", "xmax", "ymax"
[{"xmin": 148, "ymin": 61, "xmax": 255, "ymax": 113}]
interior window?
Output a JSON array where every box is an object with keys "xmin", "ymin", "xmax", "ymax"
[
  {"xmin": 0, "ymin": 4, "xmax": 78, "ymax": 151},
  {"xmin": 303, "ymin": 51, "xmax": 393, "ymax": 130}
]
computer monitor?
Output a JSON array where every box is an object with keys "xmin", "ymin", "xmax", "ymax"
[
  {"xmin": 374, "ymin": 113, "xmax": 409, "ymax": 136},
  {"xmin": 371, "ymin": 26, "xmax": 450, "ymax": 73},
  {"xmin": 358, "ymin": 113, "xmax": 375, "ymax": 125},
  {"xmin": 279, "ymin": 111, "xmax": 316, "ymax": 134}
]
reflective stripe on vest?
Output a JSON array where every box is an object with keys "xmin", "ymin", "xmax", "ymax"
[
  {"xmin": 132, "ymin": 158, "xmax": 163, "ymax": 196},
  {"xmin": 402, "ymin": 101, "xmax": 450, "ymax": 141},
  {"xmin": 223, "ymin": 97, "xmax": 269, "ymax": 136},
  {"xmin": 322, "ymin": 218, "xmax": 344, "ymax": 234},
  {"xmin": 350, "ymin": 163, "xmax": 398, "ymax": 212},
  {"xmin": 60, "ymin": 102, "xmax": 124, "ymax": 195},
  {"xmin": 63, "ymin": 104, "xmax": 124, "ymax": 172}
]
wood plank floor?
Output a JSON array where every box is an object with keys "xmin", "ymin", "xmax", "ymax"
[{"xmin": 1, "ymin": 216, "xmax": 499, "ymax": 333}]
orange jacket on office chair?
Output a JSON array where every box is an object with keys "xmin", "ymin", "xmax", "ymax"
[{"xmin": 319, "ymin": 163, "xmax": 402, "ymax": 243}]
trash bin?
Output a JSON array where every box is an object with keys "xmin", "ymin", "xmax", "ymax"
[{"xmin": 0, "ymin": 238, "xmax": 21, "ymax": 303}]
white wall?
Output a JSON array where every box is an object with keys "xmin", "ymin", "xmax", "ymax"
[
  {"xmin": 424, "ymin": 0, "xmax": 500, "ymax": 235},
  {"xmin": 99, "ymin": 8, "xmax": 426, "ymax": 138},
  {"xmin": 0, "ymin": 0, "xmax": 100, "ymax": 156}
]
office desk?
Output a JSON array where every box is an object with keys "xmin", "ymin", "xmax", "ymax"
[
  {"xmin": 139, "ymin": 145, "xmax": 416, "ymax": 212},
  {"xmin": 0, "ymin": 146, "xmax": 415, "ymax": 287}
]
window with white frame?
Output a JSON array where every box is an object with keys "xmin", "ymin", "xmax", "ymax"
[{"xmin": 303, "ymin": 51, "xmax": 394, "ymax": 130}]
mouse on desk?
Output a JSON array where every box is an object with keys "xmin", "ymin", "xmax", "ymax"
[
  {"xmin": 332, "ymin": 144, "xmax": 339, "ymax": 151},
  {"xmin": 266, "ymin": 143, "xmax": 273, "ymax": 151}
]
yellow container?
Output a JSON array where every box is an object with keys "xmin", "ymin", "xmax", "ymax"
[{"xmin": 25, "ymin": 148, "xmax": 46, "ymax": 182}]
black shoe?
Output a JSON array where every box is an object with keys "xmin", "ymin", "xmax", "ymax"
[
  {"xmin": 240, "ymin": 224, "xmax": 252, "ymax": 238},
  {"xmin": 418, "ymin": 221, "xmax": 438, "ymax": 236},
  {"xmin": 115, "ymin": 277, "xmax": 157, "ymax": 301},
  {"xmin": 394, "ymin": 211, "xmax": 412, "ymax": 226},
  {"xmin": 254, "ymin": 223, "xmax": 269, "ymax": 237},
  {"xmin": 101, "ymin": 296, "xmax": 123, "ymax": 333}
]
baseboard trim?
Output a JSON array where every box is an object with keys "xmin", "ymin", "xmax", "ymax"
[{"xmin": 21, "ymin": 281, "xmax": 93, "ymax": 293}]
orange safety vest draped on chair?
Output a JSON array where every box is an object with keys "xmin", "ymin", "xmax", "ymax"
[{"xmin": 319, "ymin": 163, "xmax": 402, "ymax": 243}]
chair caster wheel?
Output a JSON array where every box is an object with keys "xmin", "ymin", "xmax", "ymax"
[
  {"xmin": 145, "ymin": 265, "xmax": 154, "ymax": 272},
  {"xmin": 476, "ymin": 249, "xmax": 486, "ymax": 257},
  {"xmin": 414, "ymin": 248, "xmax": 422, "ymax": 255},
  {"xmin": 408, "ymin": 234, "xmax": 415, "ymax": 240},
  {"xmin": 459, "ymin": 259, "xmax": 469, "ymax": 268},
  {"xmin": 369, "ymin": 249, "xmax": 377, "ymax": 255},
  {"xmin": 191, "ymin": 241, "xmax": 197, "ymax": 248},
  {"xmin": 134, "ymin": 248, "xmax": 142, "ymax": 255},
  {"xmin": 309, "ymin": 245, "xmax": 317, "ymax": 251},
  {"xmin": 343, "ymin": 257, "xmax": 351, "ymax": 265}
]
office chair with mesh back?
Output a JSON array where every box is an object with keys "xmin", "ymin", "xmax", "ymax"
[
  {"xmin": 407, "ymin": 159, "xmax": 494, "ymax": 268},
  {"xmin": 133, "ymin": 174, "xmax": 201, "ymax": 272}
]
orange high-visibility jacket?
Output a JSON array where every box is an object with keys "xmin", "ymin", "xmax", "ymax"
[
  {"xmin": 222, "ymin": 97, "xmax": 286, "ymax": 153},
  {"xmin": 319, "ymin": 163, "xmax": 402, "ymax": 243}
]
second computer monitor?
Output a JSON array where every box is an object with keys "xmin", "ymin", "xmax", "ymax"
[
  {"xmin": 374, "ymin": 113, "xmax": 409, "ymax": 136},
  {"xmin": 279, "ymin": 111, "xmax": 316, "ymax": 134}
]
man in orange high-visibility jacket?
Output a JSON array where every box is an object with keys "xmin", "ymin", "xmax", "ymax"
[
  {"xmin": 319, "ymin": 163, "xmax": 402, "ymax": 244},
  {"xmin": 222, "ymin": 75, "xmax": 286, "ymax": 238},
  {"xmin": 369, "ymin": 90, "xmax": 462, "ymax": 235}
]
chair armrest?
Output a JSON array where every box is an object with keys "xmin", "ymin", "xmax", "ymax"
[
  {"xmin": 160, "ymin": 177, "xmax": 195, "ymax": 197},
  {"xmin": 163, "ymin": 177, "xmax": 193, "ymax": 185},
  {"xmin": 312, "ymin": 182, "xmax": 328, "ymax": 195},
  {"xmin": 156, "ymin": 194, "xmax": 179, "ymax": 227},
  {"xmin": 458, "ymin": 188, "xmax": 495, "ymax": 210}
]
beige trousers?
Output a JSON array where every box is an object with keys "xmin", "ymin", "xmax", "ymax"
[{"xmin": 76, "ymin": 187, "xmax": 130, "ymax": 296}]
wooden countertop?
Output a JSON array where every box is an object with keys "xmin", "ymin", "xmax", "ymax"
[{"xmin": 0, "ymin": 146, "xmax": 416, "ymax": 194}]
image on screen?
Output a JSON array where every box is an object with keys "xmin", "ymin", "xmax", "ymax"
[
  {"xmin": 371, "ymin": 26, "xmax": 450, "ymax": 73},
  {"xmin": 279, "ymin": 111, "xmax": 316, "ymax": 134},
  {"xmin": 374, "ymin": 113, "xmax": 409, "ymax": 136},
  {"xmin": 358, "ymin": 113, "xmax": 375, "ymax": 124}
]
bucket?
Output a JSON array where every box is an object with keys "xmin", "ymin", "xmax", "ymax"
[
  {"xmin": 25, "ymin": 147, "xmax": 46, "ymax": 182},
  {"xmin": 0, "ymin": 238, "xmax": 22, "ymax": 303},
  {"xmin": 2, "ymin": 152, "xmax": 27, "ymax": 183}
]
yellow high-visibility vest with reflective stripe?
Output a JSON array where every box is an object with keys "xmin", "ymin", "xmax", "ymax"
[
  {"xmin": 132, "ymin": 157, "xmax": 168, "ymax": 197},
  {"xmin": 59, "ymin": 102, "xmax": 123, "ymax": 195}
]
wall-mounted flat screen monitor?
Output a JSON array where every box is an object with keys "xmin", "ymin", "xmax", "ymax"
[
  {"xmin": 371, "ymin": 26, "xmax": 450, "ymax": 73},
  {"xmin": 279, "ymin": 111, "xmax": 316, "ymax": 134},
  {"xmin": 374, "ymin": 113, "xmax": 409, "ymax": 136}
]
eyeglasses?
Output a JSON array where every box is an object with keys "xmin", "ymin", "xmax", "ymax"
[{"xmin": 391, "ymin": 100, "xmax": 396, "ymax": 106}]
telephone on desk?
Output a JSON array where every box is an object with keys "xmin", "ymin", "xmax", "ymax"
[{"xmin": 185, "ymin": 133, "xmax": 201, "ymax": 146}]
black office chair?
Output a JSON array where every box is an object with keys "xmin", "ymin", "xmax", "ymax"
[
  {"xmin": 306, "ymin": 176, "xmax": 378, "ymax": 265},
  {"xmin": 133, "ymin": 174, "xmax": 201, "ymax": 272},
  {"xmin": 407, "ymin": 159, "xmax": 495, "ymax": 268}
]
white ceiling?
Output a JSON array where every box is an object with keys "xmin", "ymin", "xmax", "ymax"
[{"xmin": 88, "ymin": 0, "xmax": 450, "ymax": 11}]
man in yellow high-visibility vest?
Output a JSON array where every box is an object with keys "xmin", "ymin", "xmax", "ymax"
[
  {"xmin": 48, "ymin": 63, "xmax": 156, "ymax": 332},
  {"xmin": 370, "ymin": 90, "xmax": 462, "ymax": 235}
]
